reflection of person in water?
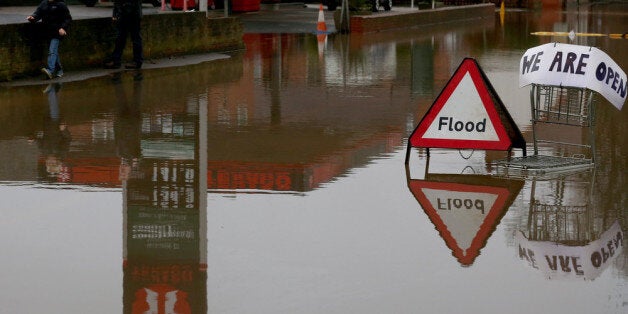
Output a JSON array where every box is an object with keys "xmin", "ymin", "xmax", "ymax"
[
  {"xmin": 113, "ymin": 72, "xmax": 143, "ymax": 182},
  {"xmin": 37, "ymin": 83, "xmax": 71, "ymax": 181}
]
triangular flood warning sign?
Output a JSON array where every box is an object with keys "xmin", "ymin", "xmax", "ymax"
[{"xmin": 409, "ymin": 58, "xmax": 525, "ymax": 151}]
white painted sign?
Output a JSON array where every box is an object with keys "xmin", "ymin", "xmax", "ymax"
[
  {"xmin": 422, "ymin": 72, "xmax": 500, "ymax": 141},
  {"xmin": 409, "ymin": 58, "xmax": 525, "ymax": 151},
  {"xmin": 516, "ymin": 221, "xmax": 623, "ymax": 280},
  {"xmin": 520, "ymin": 43, "xmax": 627, "ymax": 110}
]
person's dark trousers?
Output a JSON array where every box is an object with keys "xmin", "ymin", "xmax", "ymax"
[{"xmin": 112, "ymin": 17, "xmax": 143, "ymax": 66}]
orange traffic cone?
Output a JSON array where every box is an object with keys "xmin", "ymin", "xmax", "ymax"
[{"xmin": 317, "ymin": 4, "xmax": 327, "ymax": 34}]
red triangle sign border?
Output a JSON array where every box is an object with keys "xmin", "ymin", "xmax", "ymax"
[
  {"xmin": 408, "ymin": 180, "xmax": 511, "ymax": 265},
  {"xmin": 409, "ymin": 58, "xmax": 519, "ymax": 151}
]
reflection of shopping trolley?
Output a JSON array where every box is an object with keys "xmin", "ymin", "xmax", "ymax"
[
  {"xmin": 525, "ymin": 170, "xmax": 595, "ymax": 245},
  {"xmin": 496, "ymin": 84, "xmax": 596, "ymax": 176},
  {"xmin": 515, "ymin": 168, "xmax": 624, "ymax": 280}
]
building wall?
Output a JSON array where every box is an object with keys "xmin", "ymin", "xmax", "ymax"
[
  {"xmin": 0, "ymin": 12, "xmax": 244, "ymax": 81},
  {"xmin": 348, "ymin": 3, "xmax": 495, "ymax": 33}
]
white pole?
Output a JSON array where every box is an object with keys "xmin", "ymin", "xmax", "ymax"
[{"xmin": 200, "ymin": 0, "xmax": 207, "ymax": 13}]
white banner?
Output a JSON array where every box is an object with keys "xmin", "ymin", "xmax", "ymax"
[{"xmin": 519, "ymin": 43, "xmax": 627, "ymax": 110}]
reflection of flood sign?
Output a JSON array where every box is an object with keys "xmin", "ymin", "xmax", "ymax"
[
  {"xmin": 422, "ymin": 188, "xmax": 498, "ymax": 252},
  {"xmin": 520, "ymin": 43, "xmax": 627, "ymax": 110},
  {"xmin": 408, "ymin": 176, "xmax": 523, "ymax": 265},
  {"xmin": 409, "ymin": 58, "xmax": 525, "ymax": 151}
]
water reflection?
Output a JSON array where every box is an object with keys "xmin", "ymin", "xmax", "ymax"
[
  {"xmin": 406, "ymin": 148, "xmax": 624, "ymax": 284},
  {"xmin": 406, "ymin": 160, "xmax": 524, "ymax": 266},
  {"xmin": 114, "ymin": 73, "xmax": 208, "ymax": 313},
  {"xmin": 35, "ymin": 83, "xmax": 71, "ymax": 182},
  {"xmin": 0, "ymin": 5, "xmax": 625, "ymax": 313},
  {"xmin": 406, "ymin": 152, "xmax": 524, "ymax": 266},
  {"xmin": 515, "ymin": 170, "xmax": 624, "ymax": 281},
  {"xmin": 113, "ymin": 72, "xmax": 142, "ymax": 180}
]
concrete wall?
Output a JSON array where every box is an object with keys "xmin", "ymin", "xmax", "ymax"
[
  {"xmin": 349, "ymin": 3, "xmax": 495, "ymax": 33},
  {"xmin": 0, "ymin": 12, "xmax": 244, "ymax": 81}
]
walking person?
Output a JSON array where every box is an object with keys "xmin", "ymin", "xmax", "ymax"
[
  {"xmin": 104, "ymin": 0, "xmax": 144, "ymax": 70},
  {"xmin": 27, "ymin": 0, "xmax": 72, "ymax": 79}
]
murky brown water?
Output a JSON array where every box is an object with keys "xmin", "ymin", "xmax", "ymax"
[{"xmin": 0, "ymin": 4, "xmax": 626, "ymax": 314}]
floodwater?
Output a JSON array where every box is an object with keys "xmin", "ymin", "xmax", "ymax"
[{"xmin": 0, "ymin": 4, "xmax": 626, "ymax": 314}]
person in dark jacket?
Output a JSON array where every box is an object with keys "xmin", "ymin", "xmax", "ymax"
[
  {"xmin": 27, "ymin": 0, "xmax": 72, "ymax": 79},
  {"xmin": 104, "ymin": 0, "xmax": 144, "ymax": 70}
]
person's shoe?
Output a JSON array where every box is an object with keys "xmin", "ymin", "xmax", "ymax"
[
  {"xmin": 41, "ymin": 68, "xmax": 53, "ymax": 80},
  {"xmin": 55, "ymin": 71, "xmax": 64, "ymax": 78},
  {"xmin": 124, "ymin": 62, "xmax": 142, "ymax": 69},
  {"xmin": 104, "ymin": 61, "xmax": 121, "ymax": 69}
]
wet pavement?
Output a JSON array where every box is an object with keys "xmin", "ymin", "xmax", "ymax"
[
  {"xmin": 0, "ymin": 2, "xmax": 340, "ymax": 85},
  {"xmin": 0, "ymin": 2, "xmax": 426, "ymax": 85},
  {"xmin": 0, "ymin": 2, "xmax": 342, "ymax": 30}
]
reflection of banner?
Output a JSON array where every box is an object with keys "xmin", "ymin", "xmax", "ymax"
[
  {"xmin": 516, "ymin": 221, "xmax": 624, "ymax": 280},
  {"xmin": 519, "ymin": 43, "xmax": 627, "ymax": 110}
]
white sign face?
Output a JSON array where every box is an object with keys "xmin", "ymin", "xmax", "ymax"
[
  {"xmin": 519, "ymin": 43, "xmax": 627, "ymax": 110},
  {"xmin": 516, "ymin": 221, "xmax": 623, "ymax": 281},
  {"xmin": 422, "ymin": 73, "xmax": 500, "ymax": 141},
  {"xmin": 422, "ymin": 188, "xmax": 499, "ymax": 250}
]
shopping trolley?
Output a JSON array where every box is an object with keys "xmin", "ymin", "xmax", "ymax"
[{"xmin": 495, "ymin": 83, "xmax": 597, "ymax": 176}]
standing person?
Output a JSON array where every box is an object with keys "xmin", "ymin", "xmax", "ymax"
[
  {"xmin": 27, "ymin": 0, "xmax": 72, "ymax": 79},
  {"xmin": 104, "ymin": 0, "xmax": 144, "ymax": 70}
]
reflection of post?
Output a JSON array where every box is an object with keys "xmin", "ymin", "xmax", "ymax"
[
  {"xmin": 270, "ymin": 35, "xmax": 282, "ymax": 126},
  {"xmin": 198, "ymin": 92, "xmax": 208, "ymax": 271},
  {"xmin": 339, "ymin": 0, "xmax": 351, "ymax": 33},
  {"xmin": 339, "ymin": 34, "xmax": 350, "ymax": 87}
]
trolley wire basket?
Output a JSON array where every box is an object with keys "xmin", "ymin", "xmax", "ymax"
[{"xmin": 495, "ymin": 84, "xmax": 597, "ymax": 176}]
